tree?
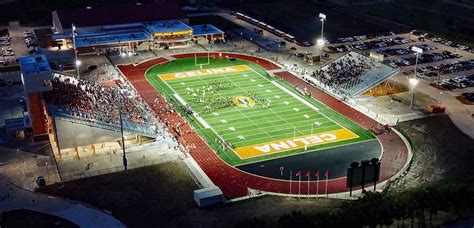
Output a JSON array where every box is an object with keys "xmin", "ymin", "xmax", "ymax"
[{"xmin": 234, "ymin": 217, "xmax": 266, "ymax": 228}]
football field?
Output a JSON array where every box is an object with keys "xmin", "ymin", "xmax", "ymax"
[{"xmin": 146, "ymin": 57, "xmax": 375, "ymax": 166}]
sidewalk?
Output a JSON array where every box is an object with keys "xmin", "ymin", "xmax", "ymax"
[{"xmin": 0, "ymin": 178, "xmax": 125, "ymax": 228}]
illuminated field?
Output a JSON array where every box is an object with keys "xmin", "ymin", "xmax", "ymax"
[{"xmin": 146, "ymin": 57, "xmax": 375, "ymax": 166}]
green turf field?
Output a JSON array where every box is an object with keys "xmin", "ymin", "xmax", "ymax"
[{"xmin": 146, "ymin": 57, "xmax": 375, "ymax": 166}]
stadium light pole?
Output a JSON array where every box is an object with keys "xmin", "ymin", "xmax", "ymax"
[
  {"xmin": 72, "ymin": 24, "xmax": 80, "ymax": 80},
  {"xmin": 115, "ymin": 83, "xmax": 128, "ymax": 173},
  {"xmin": 410, "ymin": 46, "xmax": 423, "ymax": 109},
  {"xmin": 318, "ymin": 13, "xmax": 326, "ymax": 63}
]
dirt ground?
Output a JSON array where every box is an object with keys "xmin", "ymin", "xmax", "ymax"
[{"xmin": 390, "ymin": 114, "xmax": 474, "ymax": 191}]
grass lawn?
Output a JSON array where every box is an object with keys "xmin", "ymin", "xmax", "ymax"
[
  {"xmin": 38, "ymin": 161, "xmax": 344, "ymax": 227},
  {"xmin": 1, "ymin": 209, "xmax": 78, "ymax": 228},
  {"xmin": 38, "ymin": 161, "xmax": 198, "ymax": 228},
  {"xmin": 145, "ymin": 57, "xmax": 374, "ymax": 166}
]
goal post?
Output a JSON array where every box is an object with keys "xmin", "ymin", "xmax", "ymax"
[{"xmin": 194, "ymin": 52, "xmax": 210, "ymax": 67}]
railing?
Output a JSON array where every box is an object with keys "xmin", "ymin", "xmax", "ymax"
[
  {"xmin": 60, "ymin": 155, "xmax": 179, "ymax": 182},
  {"xmin": 49, "ymin": 106, "xmax": 157, "ymax": 137}
]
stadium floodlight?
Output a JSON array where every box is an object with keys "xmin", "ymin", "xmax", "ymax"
[
  {"xmin": 115, "ymin": 83, "xmax": 128, "ymax": 173},
  {"xmin": 318, "ymin": 12, "xmax": 326, "ymax": 63},
  {"xmin": 72, "ymin": 23, "xmax": 80, "ymax": 80},
  {"xmin": 319, "ymin": 13, "xmax": 326, "ymax": 21}
]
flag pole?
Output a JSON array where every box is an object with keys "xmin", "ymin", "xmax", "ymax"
[
  {"xmin": 307, "ymin": 173, "xmax": 310, "ymax": 198},
  {"xmin": 325, "ymin": 171, "xmax": 329, "ymax": 198},
  {"xmin": 298, "ymin": 174, "xmax": 301, "ymax": 197},
  {"xmin": 316, "ymin": 174, "xmax": 319, "ymax": 196},
  {"xmin": 289, "ymin": 170, "xmax": 292, "ymax": 195}
]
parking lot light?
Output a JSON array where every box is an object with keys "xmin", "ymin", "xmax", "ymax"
[
  {"xmin": 409, "ymin": 78, "xmax": 418, "ymax": 86},
  {"xmin": 409, "ymin": 46, "xmax": 423, "ymax": 109},
  {"xmin": 317, "ymin": 39, "xmax": 325, "ymax": 47}
]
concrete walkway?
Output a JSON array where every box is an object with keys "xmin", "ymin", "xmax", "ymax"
[{"xmin": 0, "ymin": 178, "xmax": 125, "ymax": 228}]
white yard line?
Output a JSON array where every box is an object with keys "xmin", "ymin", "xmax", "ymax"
[
  {"xmin": 246, "ymin": 67, "xmax": 359, "ymax": 138},
  {"xmin": 173, "ymin": 94, "xmax": 211, "ymax": 129},
  {"xmin": 271, "ymin": 81, "xmax": 319, "ymax": 112}
]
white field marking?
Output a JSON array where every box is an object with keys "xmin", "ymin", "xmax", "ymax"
[
  {"xmin": 245, "ymin": 68, "xmax": 357, "ymax": 137},
  {"xmin": 270, "ymin": 81, "xmax": 319, "ymax": 111},
  {"xmin": 257, "ymin": 84, "xmax": 264, "ymax": 87},
  {"xmin": 192, "ymin": 93, "xmax": 197, "ymax": 96},
  {"xmin": 243, "ymin": 74, "xmax": 248, "ymax": 77},
  {"xmin": 212, "ymin": 112, "xmax": 219, "ymax": 116},
  {"xmin": 250, "ymin": 79, "xmax": 256, "ymax": 82},
  {"xmin": 174, "ymin": 94, "xmax": 211, "ymax": 129},
  {"xmin": 283, "ymin": 101, "xmax": 290, "ymax": 105},
  {"xmin": 229, "ymin": 127, "xmax": 236, "ymax": 131},
  {"xmin": 220, "ymin": 119, "xmax": 227, "ymax": 123},
  {"xmin": 293, "ymin": 107, "xmax": 300, "ymax": 112},
  {"xmin": 180, "ymin": 82, "xmax": 185, "ymax": 85},
  {"xmin": 315, "ymin": 121, "xmax": 322, "ymax": 126},
  {"xmin": 222, "ymin": 118, "xmax": 333, "ymax": 139},
  {"xmin": 186, "ymin": 87, "xmax": 191, "ymax": 90},
  {"xmin": 304, "ymin": 114, "xmax": 310, "ymax": 119},
  {"xmin": 265, "ymin": 89, "xmax": 272, "ymax": 93},
  {"xmin": 157, "ymin": 74, "xmax": 232, "ymax": 155},
  {"xmin": 274, "ymin": 95, "xmax": 281, "ymax": 99},
  {"xmin": 238, "ymin": 135, "xmax": 245, "ymax": 140}
]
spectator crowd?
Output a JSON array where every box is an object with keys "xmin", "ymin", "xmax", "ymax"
[
  {"xmin": 311, "ymin": 53, "xmax": 375, "ymax": 93},
  {"xmin": 44, "ymin": 75, "xmax": 146, "ymax": 125}
]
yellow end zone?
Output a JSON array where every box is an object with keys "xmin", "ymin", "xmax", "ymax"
[
  {"xmin": 159, "ymin": 65, "xmax": 251, "ymax": 80},
  {"xmin": 234, "ymin": 129, "xmax": 359, "ymax": 159}
]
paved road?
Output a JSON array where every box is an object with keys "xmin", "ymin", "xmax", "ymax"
[{"xmin": 0, "ymin": 178, "xmax": 125, "ymax": 228}]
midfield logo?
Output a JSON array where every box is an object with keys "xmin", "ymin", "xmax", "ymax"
[
  {"xmin": 234, "ymin": 129, "xmax": 360, "ymax": 159},
  {"xmin": 159, "ymin": 65, "xmax": 250, "ymax": 80},
  {"xmin": 254, "ymin": 134, "xmax": 337, "ymax": 153},
  {"xmin": 175, "ymin": 67, "xmax": 238, "ymax": 78}
]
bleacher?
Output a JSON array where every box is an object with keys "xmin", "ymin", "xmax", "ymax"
[
  {"xmin": 44, "ymin": 72, "xmax": 158, "ymax": 138},
  {"xmin": 309, "ymin": 51, "xmax": 399, "ymax": 98},
  {"xmin": 344, "ymin": 63, "xmax": 399, "ymax": 96},
  {"xmin": 49, "ymin": 106, "xmax": 157, "ymax": 137}
]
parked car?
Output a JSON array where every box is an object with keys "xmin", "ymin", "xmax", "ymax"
[{"xmin": 36, "ymin": 176, "xmax": 46, "ymax": 188}]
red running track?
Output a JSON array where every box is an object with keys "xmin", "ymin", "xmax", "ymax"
[{"xmin": 117, "ymin": 53, "xmax": 409, "ymax": 199}]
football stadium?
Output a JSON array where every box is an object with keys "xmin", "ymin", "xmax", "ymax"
[
  {"xmin": 116, "ymin": 52, "xmax": 408, "ymax": 199},
  {"xmin": 4, "ymin": 0, "xmax": 474, "ymax": 226},
  {"xmin": 2, "ymin": 1, "xmax": 411, "ymax": 205}
]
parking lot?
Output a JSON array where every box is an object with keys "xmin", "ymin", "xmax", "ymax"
[{"xmin": 0, "ymin": 26, "xmax": 42, "ymax": 67}]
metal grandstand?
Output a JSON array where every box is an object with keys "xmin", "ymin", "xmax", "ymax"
[
  {"xmin": 48, "ymin": 106, "xmax": 157, "ymax": 138},
  {"xmin": 308, "ymin": 51, "xmax": 399, "ymax": 98}
]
